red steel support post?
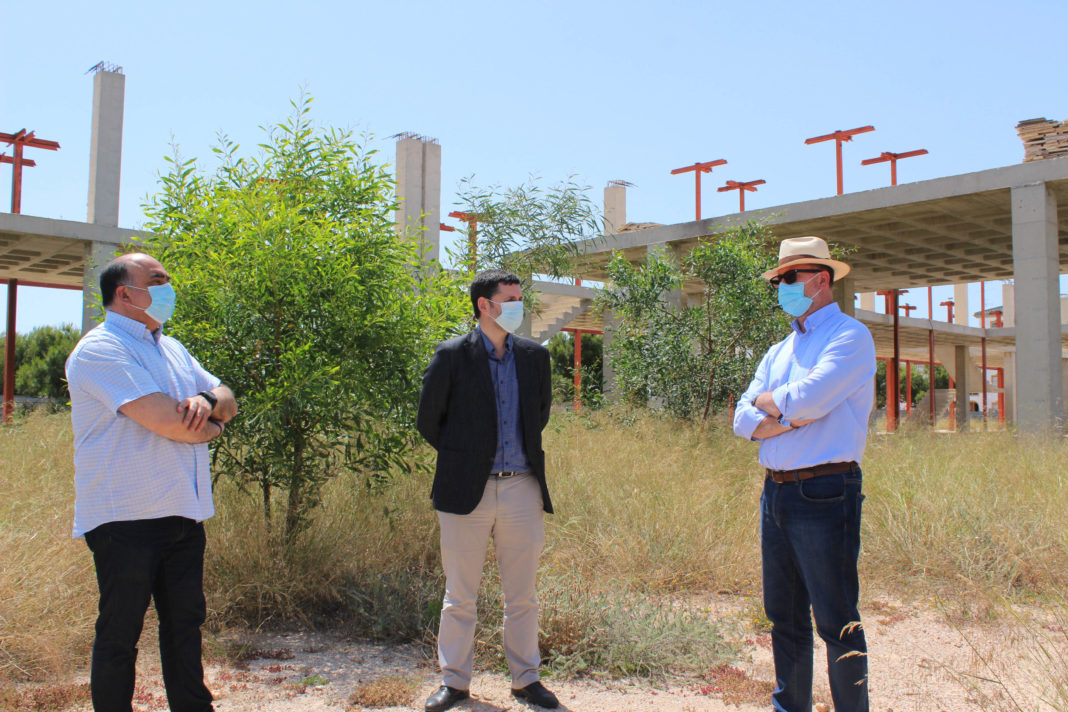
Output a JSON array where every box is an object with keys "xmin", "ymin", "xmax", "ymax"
[
  {"xmin": 717, "ymin": 179, "xmax": 766, "ymax": 212},
  {"xmin": 889, "ymin": 289, "xmax": 900, "ymax": 432},
  {"xmin": 980, "ymin": 281, "xmax": 987, "ymax": 429},
  {"xmin": 670, "ymin": 159, "xmax": 727, "ymax": 220},
  {"xmin": 3, "ymin": 279, "xmax": 16, "ymax": 422},
  {"xmin": 928, "ymin": 287, "xmax": 936, "ymax": 427},
  {"xmin": 804, "ymin": 126, "xmax": 874, "ymax": 195},
  {"xmin": 860, "ymin": 149, "xmax": 929, "ymax": 186}
]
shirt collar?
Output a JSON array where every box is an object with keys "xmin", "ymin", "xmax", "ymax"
[
  {"xmin": 105, "ymin": 310, "xmax": 162, "ymax": 344},
  {"xmin": 477, "ymin": 325, "xmax": 513, "ymax": 357},
  {"xmin": 791, "ymin": 301, "xmax": 841, "ymax": 336}
]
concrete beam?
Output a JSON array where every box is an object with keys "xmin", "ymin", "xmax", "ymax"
[
  {"xmin": 87, "ymin": 71, "xmax": 125, "ymax": 227},
  {"xmin": 1010, "ymin": 182, "xmax": 1064, "ymax": 432}
]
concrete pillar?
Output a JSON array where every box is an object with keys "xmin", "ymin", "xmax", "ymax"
[
  {"xmin": 858, "ymin": 292, "xmax": 875, "ymax": 311},
  {"xmin": 1001, "ymin": 282, "xmax": 1015, "ymax": 327},
  {"xmin": 833, "ymin": 275, "xmax": 856, "ymax": 317},
  {"xmin": 82, "ymin": 241, "xmax": 118, "ymax": 333},
  {"xmin": 604, "ymin": 182, "xmax": 627, "ymax": 235},
  {"xmin": 1002, "ymin": 352, "xmax": 1016, "ymax": 424},
  {"xmin": 953, "ymin": 283, "xmax": 969, "ymax": 326},
  {"xmin": 1010, "ymin": 182, "xmax": 1064, "ymax": 432},
  {"xmin": 394, "ymin": 136, "xmax": 441, "ymax": 264},
  {"xmin": 955, "ymin": 344, "xmax": 969, "ymax": 430},
  {"xmin": 87, "ymin": 70, "xmax": 125, "ymax": 227}
]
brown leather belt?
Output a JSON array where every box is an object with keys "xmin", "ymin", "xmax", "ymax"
[{"xmin": 765, "ymin": 461, "xmax": 857, "ymax": 484}]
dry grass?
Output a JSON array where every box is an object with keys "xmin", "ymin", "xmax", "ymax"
[
  {"xmin": 3, "ymin": 408, "xmax": 1068, "ymax": 689},
  {"xmin": 0, "ymin": 413, "xmax": 96, "ymax": 682},
  {"xmin": 347, "ymin": 674, "xmax": 420, "ymax": 708}
]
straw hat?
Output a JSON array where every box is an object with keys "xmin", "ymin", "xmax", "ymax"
[{"xmin": 761, "ymin": 236, "xmax": 851, "ymax": 281}]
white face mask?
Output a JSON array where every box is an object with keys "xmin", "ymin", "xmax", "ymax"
[{"xmin": 490, "ymin": 299, "xmax": 524, "ymax": 333}]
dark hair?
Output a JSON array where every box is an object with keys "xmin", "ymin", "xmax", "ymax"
[
  {"xmin": 469, "ymin": 269, "xmax": 521, "ymax": 319},
  {"xmin": 100, "ymin": 260, "xmax": 130, "ymax": 307}
]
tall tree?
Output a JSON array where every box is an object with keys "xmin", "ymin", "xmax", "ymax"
[
  {"xmin": 141, "ymin": 95, "xmax": 469, "ymax": 538},
  {"xmin": 452, "ymin": 176, "xmax": 601, "ymax": 309},
  {"xmin": 597, "ymin": 222, "xmax": 790, "ymax": 420}
]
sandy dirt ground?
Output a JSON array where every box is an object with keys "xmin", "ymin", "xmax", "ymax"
[{"xmin": 51, "ymin": 594, "xmax": 1065, "ymax": 712}]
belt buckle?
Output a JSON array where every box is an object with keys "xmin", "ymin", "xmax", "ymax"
[{"xmin": 496, "ymin": 471, "xmax": 516, "ymax": 478}]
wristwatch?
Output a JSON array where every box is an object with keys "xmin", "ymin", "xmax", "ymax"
[{"xmin": 198, "ymin": 390, "xmax": 218, "ymax": 410}]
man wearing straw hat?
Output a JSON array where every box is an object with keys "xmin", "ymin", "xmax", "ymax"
[{"xmin": 733, "ymin": 236, "xmax": 876, "ymax": 712}]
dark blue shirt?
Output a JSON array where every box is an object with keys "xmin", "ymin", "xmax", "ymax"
[{"xmin": 478, "ymin": 327, "xmax": 530, "ymax": 473}]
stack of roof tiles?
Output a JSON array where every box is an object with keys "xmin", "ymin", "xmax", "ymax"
[{"xmin": 1016, "ymin": 118, "xmax": 1068, "ymax": 162}]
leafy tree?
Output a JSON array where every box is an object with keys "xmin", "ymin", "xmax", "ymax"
[
  {"xmin": 141, "ymin": 95, "xmax": 469, "ymax": 539},
  {"xmin": 451, "ymin": 176, "xmax": 601, "ymax": 307},
  {"xmin": 597, "ymin": 222, "xmax": 789, "ymax": 420},
  {"xmin": 0, "ymin": 325, "xmax": 80, "ymax": 403},
  {"xmin": 547, "ymin": 331, "xmax": 603, "ymax": 406}
]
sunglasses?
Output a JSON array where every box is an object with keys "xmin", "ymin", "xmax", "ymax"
[{"xmin": 769, "ymin": 268, "xmax": 823, "ymax": 287}]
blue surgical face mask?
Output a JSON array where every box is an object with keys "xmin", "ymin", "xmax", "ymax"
[
  {"xmin": 777, "ymin": 281, "xmax": 813, "ymax": 317},
  {"xmin": 491, "ymin": 299, "xmax": 524, "ymax": 333},
  {"xmin": 128, "ymin": 283, "xmax": 177, "ymax": 324}
]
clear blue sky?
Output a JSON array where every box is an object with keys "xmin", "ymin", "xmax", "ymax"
[{"xmin": 3, "ymin": 0, "xmax": 1066, "ymax": 331}]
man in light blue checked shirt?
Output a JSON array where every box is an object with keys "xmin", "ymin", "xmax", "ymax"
[
  {"xmin": 66, "ymin": 252, "xmax": 237, "ymax": 712},
  {"xmin": 733, "ymin": 236, "xmax": 876, "ymax": 712}
]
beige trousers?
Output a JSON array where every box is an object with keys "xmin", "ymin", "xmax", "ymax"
[{"xmin": 436, "ymin": 473, "xmax": 545, "ymax": 689}]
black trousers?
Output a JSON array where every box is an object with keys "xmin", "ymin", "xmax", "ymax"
[{"xmin": 84, "ymin": 516, "xmax": 214, "ymax": 712}]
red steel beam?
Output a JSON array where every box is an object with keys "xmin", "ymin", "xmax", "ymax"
[
  {"xmin": 1, "ymin": 128, "xmax": 60, "ymax": 214},
  {"xmin": 670, "ymin": 159, "xmax": 727, "ymax": 220},
  {"xmin": 861, "ymin": 149, "xmax": 928, "ymax": 186},
  {"xmin": 804, "ymin": 126, "xmax": 874, "ymax": 195},
  {"xmin": 717, "ymin": 179, "xmax": 766, "ymax": 212}
]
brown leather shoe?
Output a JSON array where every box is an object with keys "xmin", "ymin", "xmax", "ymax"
[
  {"xmin": 425, "ymin": 685, "xmax": 469, "ymax": 712},
  {"xmin": 511, "ymin": 681, "xmax": 559, "ymax": 708}
]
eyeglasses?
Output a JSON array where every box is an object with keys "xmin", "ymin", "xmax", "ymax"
[{"xmin": 769, "ymin": 269, "xmax": 822, "ymax": 287}]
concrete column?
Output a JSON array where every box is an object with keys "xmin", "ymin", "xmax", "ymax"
[
  {"xmin": 82, "ymin": 241, "xmax": 118, "ymax": 333},
  {"xmin": 604, "ymin": 182, "xmax": 627, "ymax": 235},
  {"xmin": 87, "ymin": 70, "xmax": 125, "ymax": 227},
  {"xmin": 394, "ymin": 136, "xmax": 441, "ymax": 264},
  {"xmin": 858, "ymin": 292, "xmax": 875, "ymax": 311},
  {"xmin": 955, "ymin": 344, "xmax": 969, "ymax": 430},
  {"xmin": 1002, "ymin": 352, "xmax": 1016, "ymax": 424},
  {"xmin": 953, "ymin": 283, "xmax": 969, "ymax": 326},
  {"xmin": 833, "ymin": 275, "xmax": 856, "ymax": 317},
  {"xmin": 1010, "ymin": 182, "xmax": 1063, "ymax": 432},
  {"xmin": 1001, "ymin": 282, "xmax": 1015, "ymax": 327}
]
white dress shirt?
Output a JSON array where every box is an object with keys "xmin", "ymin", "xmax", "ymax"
[
  {"xmin": 733, "ymin": 303, "xmax": 876, "ymax": 471},
  {"xmin": 66, "ymin": 311, "xmax": 220, "ymax": 538}
]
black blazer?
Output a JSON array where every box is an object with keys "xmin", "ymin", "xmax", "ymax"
[{"xmin": 417, "ymin": 328, "xmax": 553, "ymax": 515}]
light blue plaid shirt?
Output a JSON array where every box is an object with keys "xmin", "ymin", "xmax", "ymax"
[
  {"xmin": 66, "ymin": 311, "xmax": 220, "ymax": 538},
  {"xmin": 733, "ymin": 303, "xmax": 876, "ymax": 471}
]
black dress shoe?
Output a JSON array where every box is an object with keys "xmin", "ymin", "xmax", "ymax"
[
  {"xmin": 511, "ymin": 681, "xmax": 559, "ymax": 708},
  {"xmin": 425, "ymin": 685, "xmax": 469, "ymax": 712}
]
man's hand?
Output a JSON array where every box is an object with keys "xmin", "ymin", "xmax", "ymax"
[
  {"xmin": 754, "ymin": 391, "xmax": 781, "ymax": 418},
  {"xmin": 177, "ymin": 395, "xmax": 214, "ymax": 432}
]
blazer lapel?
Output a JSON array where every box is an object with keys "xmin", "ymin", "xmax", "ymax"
[{"xmin": 465, "ymin": 329, "xmax": 495, "ymax": 406}]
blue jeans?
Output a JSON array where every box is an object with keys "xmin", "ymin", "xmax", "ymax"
[
  {"xmin": 761, "ymin": 468, "xmax": 868, "ymax": 712},
  {"xmin": 84, "ymin": 516, "xmax": 214, "ymax": 712}
]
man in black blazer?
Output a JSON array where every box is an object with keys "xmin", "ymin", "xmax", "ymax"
[{"xmin": 417, "ymin": 269, "xmax": 557, "ymax": 711}]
